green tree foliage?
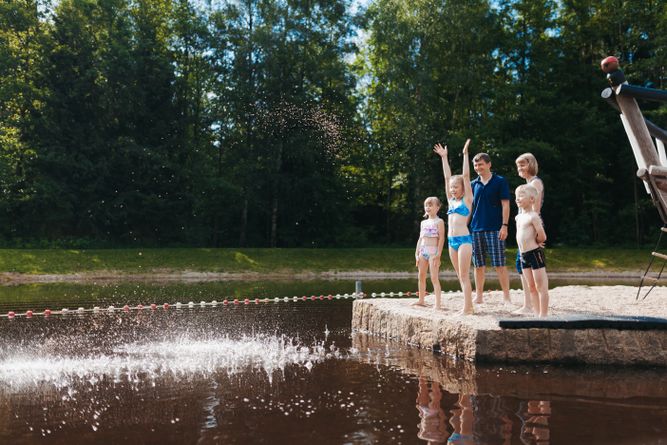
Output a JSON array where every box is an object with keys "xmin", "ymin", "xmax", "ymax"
[
  {"xmin": 358, "ymin": 0, "xmax": 667, "ymax": 246},
  {"xmin": 358, "ymin": 0, "xmax": 502, "ymax": 243},
  {"xmin": 0, "ymin": 0, "xmax": 48, "ymax": 240},
  {"xmin": 208, "ymin": 0, "xmax": 358, "ymax": 247},
  {"xmin": 0, "ymin": 0, "xmax": 665, "ymax": 247}
]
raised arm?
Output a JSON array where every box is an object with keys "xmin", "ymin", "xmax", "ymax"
[
  {"xmin": 433, "ymin": 143, "xmax": 451, "ymax": 198},
  {"xmin": 462, "ymin": 139, "xmax": 473, "ymax": 205}
]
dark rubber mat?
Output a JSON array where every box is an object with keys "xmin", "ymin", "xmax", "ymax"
[{"xmin": 498, "ymin": 314, "xmax": 667, "ymax": 330}]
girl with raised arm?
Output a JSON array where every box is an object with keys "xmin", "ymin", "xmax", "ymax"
[{"xmin": 434, "ymin": 139, "xmax": 474, "ymax": 315}]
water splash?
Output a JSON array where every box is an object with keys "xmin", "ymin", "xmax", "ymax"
[{"xmin": 0, "ymin": 334, "xmax": 331, "ymax": 390}]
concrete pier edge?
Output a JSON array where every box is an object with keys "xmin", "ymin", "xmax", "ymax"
[{"xmin": 352, "ymin": 286, "xmax": 667, "ymax": 367}]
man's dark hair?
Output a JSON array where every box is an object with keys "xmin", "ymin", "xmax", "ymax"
[{"xmin": 473, "ymin": 153, "xmax": 491, "ymax": 163}]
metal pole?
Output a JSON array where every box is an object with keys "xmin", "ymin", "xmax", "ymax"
[{"xmin": 617, "ymin": 84, "xmax": 667, "ymax": 103}]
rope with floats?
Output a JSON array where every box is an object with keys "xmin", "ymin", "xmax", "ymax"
[{"xmin": 1, "ymin": 292, "xmax": 390, "ymax": 319}]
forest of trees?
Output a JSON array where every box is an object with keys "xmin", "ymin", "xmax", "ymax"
[{"xmin": 1, "ymin": 0, "xmax": 666, "ymax": 248}]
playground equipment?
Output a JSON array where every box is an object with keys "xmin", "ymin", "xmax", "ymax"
[{"xmin": 601, "ymin": 56, "xmax": 667, "ymax": 298}]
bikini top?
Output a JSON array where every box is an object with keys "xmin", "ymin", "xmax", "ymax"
[
  {"xmin": 447, "ymin": 199, "xmax": 470, "ymax": 217},
  {"xmin": 420, "ymin": 218, "xmax": 441, "ymax": 238}
]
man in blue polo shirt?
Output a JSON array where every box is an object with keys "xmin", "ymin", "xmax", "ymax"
[{"xmin": 470, "ymin": 153, "xmax": 511, "ymax": 304}]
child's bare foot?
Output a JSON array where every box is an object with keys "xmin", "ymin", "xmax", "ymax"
[
  {"xmin": 457, "ymin": 307, "xmax": 474, "ymax": 316},
  {"xmin": 473, "ymin": 297, "xmax": 484, "ymax": 304},
  {"xmin": 411, "ymin": 301, "xmax": 427, "ymax": 307},
  {"xmin": 513, "ymin": 306, "xmax": 534, "ymax": 315}
]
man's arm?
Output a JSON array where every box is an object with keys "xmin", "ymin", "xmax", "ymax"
[{"xmin": 499, "ymin": 199, "xmax": 510, "ymax": 240}]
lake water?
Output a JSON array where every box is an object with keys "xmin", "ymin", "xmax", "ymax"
[{"xmin": 1, "ymin": 279, "xmax": 666, "ymax": 444}]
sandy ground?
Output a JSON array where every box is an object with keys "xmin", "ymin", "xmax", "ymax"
[{"xmin": 409, "ymin": 285, "xmax": 667, "ymax": 327}]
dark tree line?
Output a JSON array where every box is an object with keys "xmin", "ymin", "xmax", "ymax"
[{"xmin": 1, "ymin": 0, "xmax": 666, "ymax": 247}]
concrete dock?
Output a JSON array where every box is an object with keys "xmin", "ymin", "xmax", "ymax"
[{"xmin": 352, "ymin": 285, "xmax": 667, "ymax": 366}]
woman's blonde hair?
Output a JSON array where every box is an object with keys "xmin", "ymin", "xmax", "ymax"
[
  {"xmin": 423, "ymin": 196, "xmax": 441, "ymax": 217},
  {"xmin": 515, "ymin": 152, "xmax": 539, "ymax": 176}
]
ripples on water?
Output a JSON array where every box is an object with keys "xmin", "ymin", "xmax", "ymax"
[{"xmin": 1, "ymin": 293, "xmax": 667, "ymax": 444}]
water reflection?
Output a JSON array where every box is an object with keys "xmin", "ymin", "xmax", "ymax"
[
  {"xmin": 518, "ymin": 400, "xmax": 551, "ymax": 444},
  {"xmin": 416, "ymin": 377, "xmax": 448, "ymax": 443},
  {"xmin": 447, "ymin": 394, "xmax": 474, "ymax": 445},
  {"xmin": 353, "ymin": 333, "xmax": 667, "ymax": 445}
]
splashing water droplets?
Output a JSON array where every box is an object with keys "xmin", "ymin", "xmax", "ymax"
[{"xmin": 0, "ymin": 334, "xmax": 330, "ymax": 390}]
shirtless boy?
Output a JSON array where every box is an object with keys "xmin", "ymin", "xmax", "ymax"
[{"xmin": 515, "ymin": 184, "xmax": 549, "ymax": 317}]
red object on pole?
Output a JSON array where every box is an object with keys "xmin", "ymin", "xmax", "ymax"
[
  {"xmin": 44, "ymin": 309, "xmax": 52, "ymax": 316},
  {"xmin": 150, "ymin": 303, "xmax": 157, "ymax": 310},
  {"xmin": 601, "ymin": 56, "xmax": 619, "ymax": 73},
  {"xmin": 26, "ymin": 310, "xmax": 33, "ymax": 318},
  {"xmin": 7, "ymin": 311, "xmax": 15, "ymax": 318},
  {"xmin": 163, "ymin": 303, "xmax": 170, "ymax": 309}
]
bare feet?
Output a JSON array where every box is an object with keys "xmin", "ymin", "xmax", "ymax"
[
  {"xmin": 473, "ymin": 297, "xmax": 484, "ymax": 304},
  {"xmin": 513, "ymin": 306, "xmax": 534, "ymax": 315},
  {"xmin": 457, "ymin": 307, "xmax": 474, "ymax": 316},
  {"xmin": 411, "ymin": 302, "xmax": 427, "ymax": 307}
]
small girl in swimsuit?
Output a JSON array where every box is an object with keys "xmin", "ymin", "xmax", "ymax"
[
  {"xmin": 434, "ymin": 139, "xmax": 474, "ymax": 315},
  {"xmin": 414, "ymin": 196, "xmax": 445, "ymax": 309}
]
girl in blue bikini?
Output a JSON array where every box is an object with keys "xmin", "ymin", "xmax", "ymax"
[{"xmin": 434, "ymin": 139, "xmax": 474, "ymax": 315}]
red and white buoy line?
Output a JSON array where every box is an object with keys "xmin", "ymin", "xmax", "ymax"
[{"xmin": 0, "ymin": 291, "xmax": 424, "ymax": 319}]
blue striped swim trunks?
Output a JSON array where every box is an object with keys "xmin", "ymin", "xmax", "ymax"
[{"xmin": 472, "ymin": 231, "xmax": 506, "ymax": 267}]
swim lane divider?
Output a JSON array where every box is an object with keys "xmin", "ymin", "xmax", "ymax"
[{"xmin": 1, "ymin": 291, "xmax": 426, "ymax": 319}]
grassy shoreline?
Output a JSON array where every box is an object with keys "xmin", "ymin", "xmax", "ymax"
[{"xmin": 0, "ymin": 247, "xmax": 654, "ymax": 276}]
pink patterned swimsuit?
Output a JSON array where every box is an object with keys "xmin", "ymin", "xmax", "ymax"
[{"xmin": 419, "ymin": 218, "xmax": 441, "ymax": 260}]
